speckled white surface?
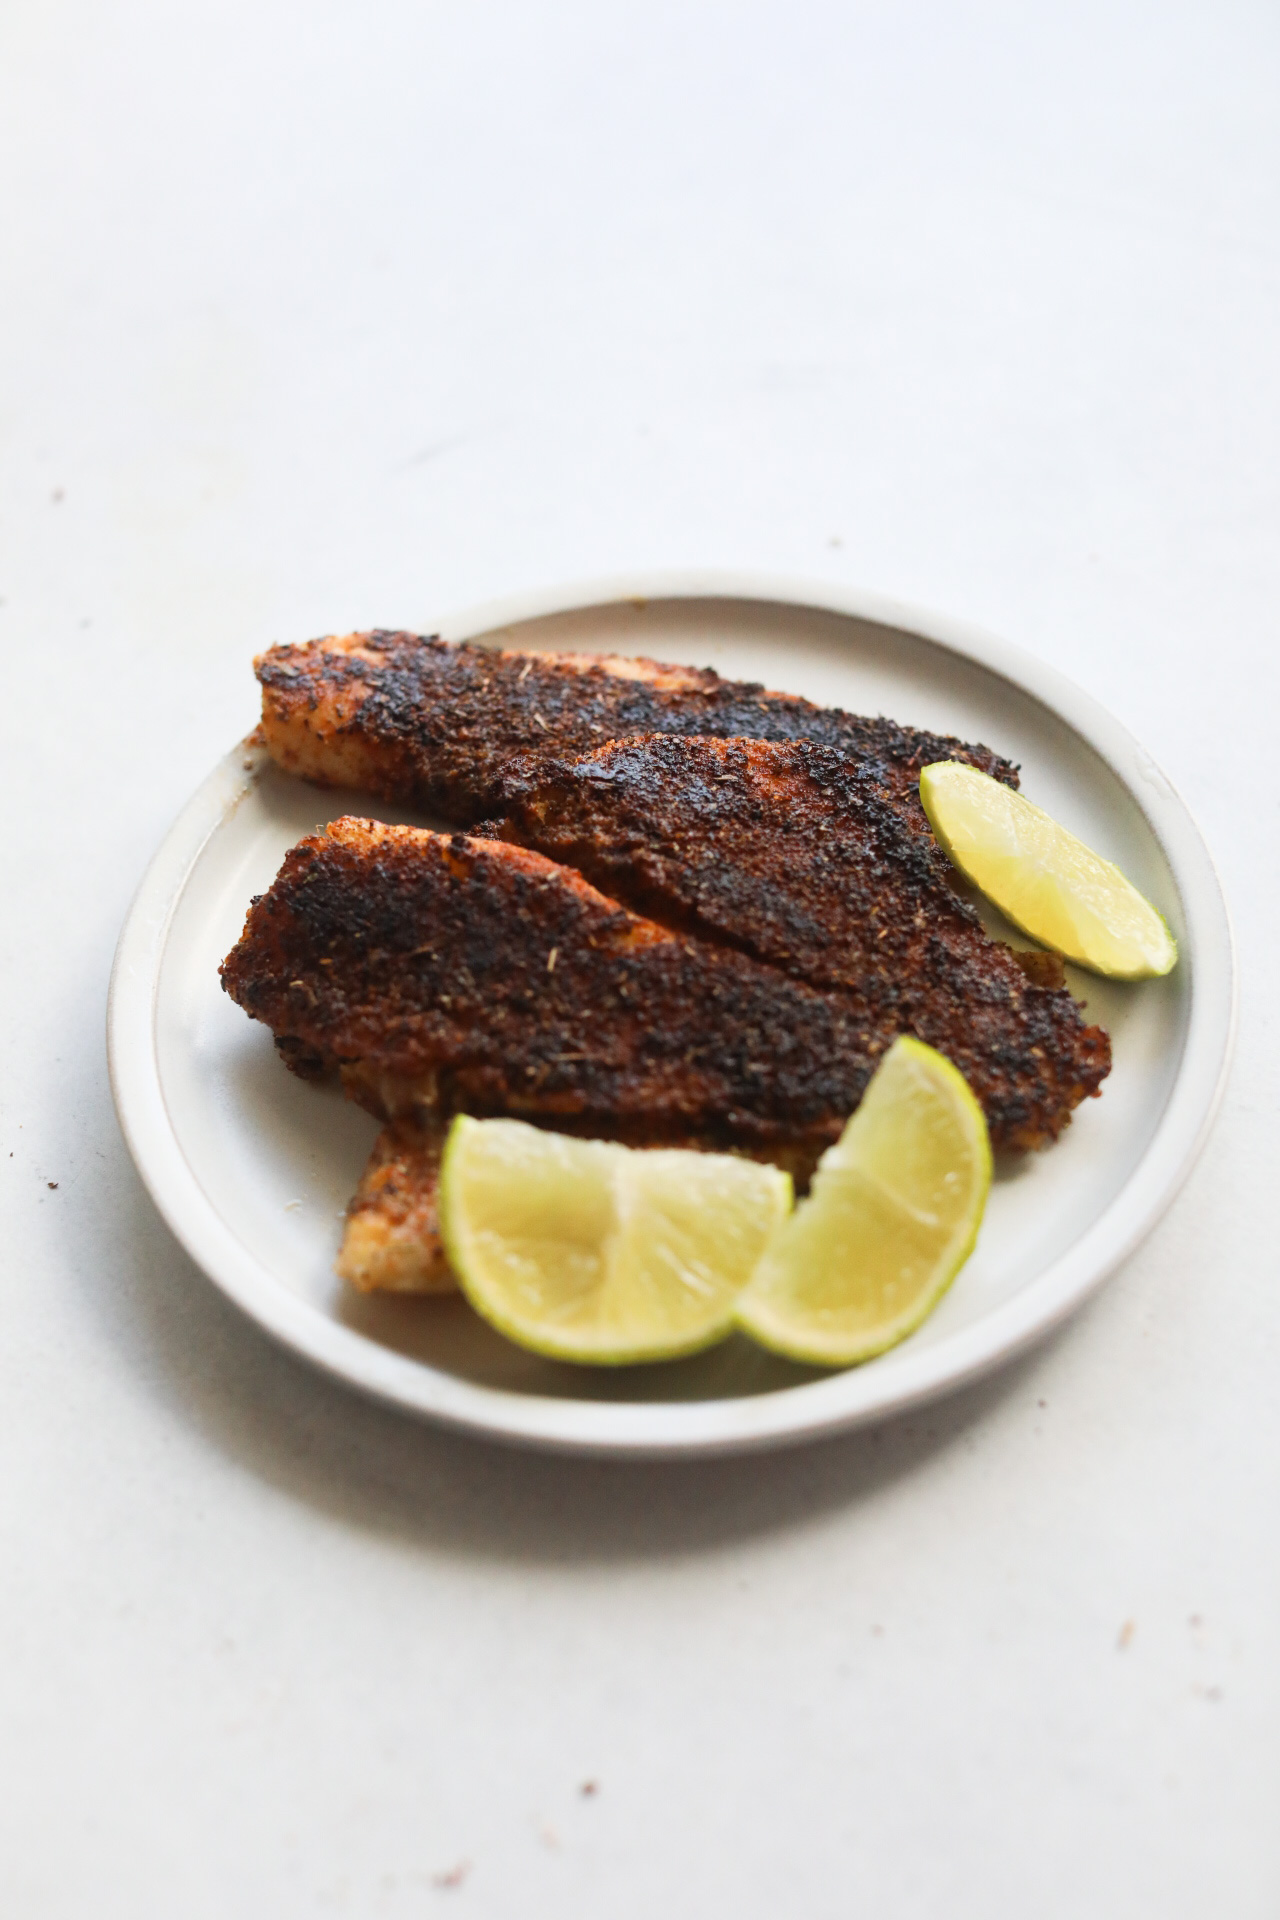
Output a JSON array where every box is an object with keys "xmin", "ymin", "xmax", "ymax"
[{"xmin": 2, "ymin": 2, "xmax": 1277, "ymax": 1913}]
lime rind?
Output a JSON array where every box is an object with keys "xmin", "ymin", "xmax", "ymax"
[
  {"xmin": 919, "ymin": 761, "xmax": 1177, "ymax": 981},
  {"xmin": 734, "ymin": 1037, "xmax": 991, "ymax": 1369}
]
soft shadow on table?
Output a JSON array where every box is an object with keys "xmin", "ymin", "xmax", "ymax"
[{"xmin": 84, "ymin": 1133, "xmax": 1054, "ymax": 1571}]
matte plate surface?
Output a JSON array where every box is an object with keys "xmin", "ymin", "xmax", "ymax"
[{"xmin": 108, "ymin": 575, "xmax": 1235, "ymax": 1456}]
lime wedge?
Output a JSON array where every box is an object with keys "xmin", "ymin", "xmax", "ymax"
[
  {"xmin": 438, "ymin": 1118, "xmax": 793, "ymax": 1365},
  {"xmin": 919, "ymin": 760, "xmax": 1177, "ymax": 980},
  {"xmin": 735, "ymin": 1037, "xmax": 990, "ymax": 1367}
]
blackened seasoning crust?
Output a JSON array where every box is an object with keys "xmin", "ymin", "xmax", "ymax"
[
  {"xmin": 481, "ymin": 733, "xmax": 986, "ymax": 991},
  {"xmin": 220, "ymin": 819, "xmax": 887, "ymax": 1172},
  {"xmin": 478, "ymin": 733, "xmax": 1110, "ymax": 1149},
  {"xmin": 254, "ymin": 629, "xmax": 1020, "ymax": 823},
  {"xmin": 220, "ymin": 817, "xmax": 1109, "ymax": 1158}
]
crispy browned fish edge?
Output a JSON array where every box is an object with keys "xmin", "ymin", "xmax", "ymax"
[{"xmin": 336, "ymin": 1116, "xmax": 455, "ymax": 1294}]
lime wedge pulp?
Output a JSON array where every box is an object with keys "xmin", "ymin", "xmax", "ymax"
[
  {"xmin": 735, "ymin": 1037, "xmax": 991, "ymax": 1368},
  {"xmin": 919, "ymin": 760, "xmax": 1177, "ymax": 980},
  {"xmin": 438, "ymin": 1118, "xmax": 793, "ymax": 1366}
]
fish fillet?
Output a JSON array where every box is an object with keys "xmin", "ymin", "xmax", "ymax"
[
  {"xmin": 477, "ymin": 732, "xmax": 1110, "ymax": 1140},
  {"xmin": 254, "ymin": 629, "xmax": 1020, "ymax": 822},
  {"xmin": 221, "ymin": 818, "xmax": 904, "ymax": 1166}
]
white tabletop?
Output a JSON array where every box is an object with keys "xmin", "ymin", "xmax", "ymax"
[{"xmin": 3, "ymin": 4, "xmax": 1276, "ymax": 1913}]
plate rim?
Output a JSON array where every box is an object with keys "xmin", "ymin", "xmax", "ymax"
[{"xmin": 107, "ymin": 570, "xmax": 1238, "ymax": 1458}]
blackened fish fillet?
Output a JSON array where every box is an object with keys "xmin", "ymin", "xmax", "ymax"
[
  {"xmin": 254, "ymin": 629, "xmax": 1020, "ymax": 823},
  {"xmin": 480, "ymin": 734, "xmax": 1111, "ymax": 1150},
  {"xmin": 221, "ymin": 815, "xmax": 1108, "ymax": 1162},
  {"xmin": 221, "ymin": 818, "xmax": 891, "ymax": 1172}
]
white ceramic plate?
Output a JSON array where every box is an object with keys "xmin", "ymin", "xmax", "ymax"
[{"xmin": 108, "ymin": 574, "xmax": 1236, "ymax": 1457}]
